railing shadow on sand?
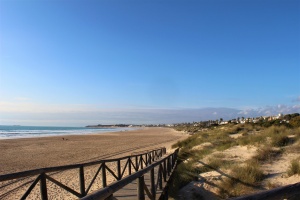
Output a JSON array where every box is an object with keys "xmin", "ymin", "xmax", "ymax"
[{"xmin": 0, "ymin": 147, "xmax": 180, "ymax": 200}]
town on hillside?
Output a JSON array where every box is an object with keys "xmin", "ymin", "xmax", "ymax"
[{"xmin": 86, "ymin": 113, "xmax": 300, "ymax": 131}]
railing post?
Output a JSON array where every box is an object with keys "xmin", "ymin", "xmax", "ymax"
[
  {"xmin": 102, "ymin": 163, "xmax": 107, "ymax": 187},
  {"xmin": 135, "ymin": 156, "xmax": 139, "ymax": 171},
  {"xmin": 105, "ymin": 194, "xmax": 114, "ymax": 200},
  {"xmin": 159, "ymin": 164, "xmax": 163, "ymax": 190},
  {"xmin": 117, "ymin": 160, "xmax": 121, "ymax": 180},
  {"xmin": 79, "ymin": 166, "xmax": 86, "ymax": 196},
  {"xmin": 167, "ymin": 157, "xmax": 171, "ymax": 176},
  {"xmin": 140, "ymin": 155, "xmax": 144, "ymax": 169},
  {"xmin": 163, "ymin": 159, "xmax": 167, "ymax": 181},
  {"xmin": 145, "ymin": 153, "xmax": 148, "ymax": 166},
  {"xmin": 137, "ymin": 176, "xmax": 145, "ymax": 200},
  {"xmin": 128, "ymin": 157, "xmax": 132, "ymax": 175},
  {"xmin": 40, "ymin": 172, "xmax": 48, "ymax": 200},
  {"xmin": 152, "ymin": 151, "xmax": 155, "ymax": 161},
  {"xmin": 150, "ymin": 168, "xmax": 156, "ymax": 200},
  {"xmin": 149, "ymin": 152, "xmax": 152, "ymax": 164},
  {"xmin": 163, "ymin": 185, "xmax": 169, "ymax": 200}
]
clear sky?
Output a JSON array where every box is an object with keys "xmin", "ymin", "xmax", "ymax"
[{"xmin": 0, "ymin": 0, "xmax": 299, "ymax": 126}]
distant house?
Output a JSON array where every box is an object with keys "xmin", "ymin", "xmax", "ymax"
[
  {"xmin": 231, "ymin": 119, "xmax": 237, "ymax": 123},
  {"xmin": 219, "ymin": 121, "xmax": 228, "ymax": 125}
]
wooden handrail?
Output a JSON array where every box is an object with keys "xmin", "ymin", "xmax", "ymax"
[
  {"xmin": 81, "ymin": 148, "xmax": 179, "ymax": 200},
  {"xmin": 0, "ymin": 147, "xmax": 165, "ymax": 181},
  {"xmin": 0, "ymin": 147, "xmax": 169, "ymax": 200},
  {"xmin": 230, "ymin": 182, "xmax": 300, "ymax": 200}
]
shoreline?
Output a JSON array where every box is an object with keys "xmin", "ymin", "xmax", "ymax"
[
  {"xmin": 0, "ymin": 127, "xmax": 187, "ymax": 175},
  {"xmin": 0, "ymin": 126, "xmax": 138, "ymax": 140}
]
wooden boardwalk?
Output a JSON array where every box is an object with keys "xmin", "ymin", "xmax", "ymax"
[
  {"xmin": 0, "ymin": 148, "xmax": 178, "ymax": 200},
  {"xmin": 82, "ymin": 150, "xmax": 178, "ymax": 200},
  {"xmin": 114, "ymin": 165, "xmax": 166, "ymax": 199}
]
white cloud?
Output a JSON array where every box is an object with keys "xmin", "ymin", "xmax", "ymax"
[
  {"xmin": 238, "ymin": 104, "xmax": 300, "ymax": 117},
  {"xmin": 0, "ymin": 101, "xmax": 110, "ymax": 113},
  {"xmin": 0, "ymin": 100, "xmax": 299, "ymax": 126},
  {"xmin": 293, "ymin": 96, "xmax": 300, "ymax": 102},
  {"xmin": 14, "ymin": 97, "xmax": 31, "ymax": 101}
]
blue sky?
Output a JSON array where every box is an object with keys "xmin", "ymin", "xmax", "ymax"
[{"xmin": 0, "ymin": 0, "xmax": 299, "ymax": 126}]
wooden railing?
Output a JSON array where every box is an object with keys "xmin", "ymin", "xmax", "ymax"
[
  {"xmin": 229, "ymin": 182, "xmax": 300, "ymax": 200},
  {"xmin": 82, "ymin": 148, "xmax": 179, "ymax": 200},
  {"xmin": 0, "ymin": 147, "xmax": 169, "ymax": 199}
]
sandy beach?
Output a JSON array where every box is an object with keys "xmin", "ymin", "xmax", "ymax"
[
  {"xmin": 0, "ymin": 127, "xmax": 188, "ymax": 199},
  {"xmin": 0, "ymin": 127, "xmax": 186, "ymax": 175}
]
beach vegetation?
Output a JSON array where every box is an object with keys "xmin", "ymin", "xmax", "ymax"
[
  {"xmin": 169, "ymin": 115, "xmax": 300, "ymax": 199},
  {"xmin": 218, "ymin": 161, "xmax": 264, "ymax": 198},
  {"xmin": 169, "ymin": 160, "xmax": 198, "ymax": 197},
  {"xmin": 290, "ymin": 116, "xmax": 300, "ymax": 127},
  {"xmin": 252, "ymin": 146, "xmax": 282, "ymax": 162},
  {"xmin": 287, "ymin": 159, "xmax": 300, "ymax": 176}
]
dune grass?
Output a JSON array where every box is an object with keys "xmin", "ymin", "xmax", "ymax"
[
  {"xmin": 169, "ymin": 122, "xmax": 300, "ymax": 198},
  {"xmin": 287, "ymin": 159, "xmax": 300, "ymax": 176},
  {"xmin": 218, "ymin": 160, "xmax": 264, "ymax": 198},
  {"xmin": 252, "ymin": 146, "xmax": 283, "ymax": 162}
]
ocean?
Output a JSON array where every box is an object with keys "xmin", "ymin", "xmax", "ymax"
[{"xmin": 0, "ymin": 125, "xmax": 134, "ymax": 139}]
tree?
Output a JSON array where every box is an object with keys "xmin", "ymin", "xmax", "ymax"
[{"xmin": 290, "ymin": 116, "xmax": 300, "ymax": 127}]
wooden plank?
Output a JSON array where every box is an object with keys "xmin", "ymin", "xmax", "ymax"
[
  {"xmin": 21, "ymin": 175, "xmax": 41, "ymax": 200},
  {"xmin": 150, "ymin": 168, "xmax": 155, "ymax": 200},
  {"xmin": 105, "ymin": 165, "xmax": 119, "ymax": 180},
  {"xmin": 128, "ymin": 158, "xmax": 132, "ymax": 175},
  {"xmin": 45, "ymin": 174, "xmax": 82, "ymax": 198},
  {"xmin": 143, "ymin": 180, "xmax": 153, "ymax": 200},
  {"xmin": 163, "ymin": 160, "xmax": 167, "ymax": 182},
  {"xmin": 102, "ymin": 163, "xmax": 107, "ymax": 188},
  {"xmin": 1, "ymin": 147, "xmax": 170, "ymax": 200},
  {"xmin": 79, "ymin": 166, "xmax": 86, "ymax": 196},
  {"xmin": 0, "ymin": 148, "xmax": 166, "ymax": 182},
  {"xmin": 121, "ymin": 159, "xmax": 129, "ymax": 178},
  {"xmin": 229, "ymin": 182, "xmax": 300, "ymax": 200},
  {"xmin": 40, "ymin": 172, "xmax": 48, "ymax": 200},
  {"xmin": 81, "ymin": 154, "xmax": 173, "ymax": 200},
  {"xmin": 117, "ymin": 160, "xmax": 121, "ymax": 180},
  {"xmin": 85, "ymin": 164, "xmax": 103, "ymax": 194},
  {"xmin": 158, "ymin": 164, "xmax": 163, "ymax": 190},
  {"xmin": 138, "ymin": 176, "xmax": 146, "ymax": 200}
]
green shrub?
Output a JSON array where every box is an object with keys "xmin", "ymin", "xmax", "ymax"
[
  {"xmin": 264, "ymin": 126, "xmax": 288, "ymax": 136},
  {"xmin": 290, "ymin": 116, "xmax": 300, "ymax": 127},
  {"xmin": 196, "ymin": 156, "xmax": 225, "ymax": 173},
  {"xmin": 232, "ymin": 161, "xmax": 264, "ymax": 184},
  {"xmin": 225, "ymin": 125, "xmax": 244, "ymax": 134},
  {"xmin": 287, "ymin": 159, "xmax": 300, "ymax": 176},
  {"xmin": 218, "ymin": 161, "xmax": 264, "ymax": 198},
  {"xmin": 169, "ymin": 161, "xmax": 198, "ymax": 197},
  {"xmin": 172, "ymin": 134, "xmax": 201, "ymax": 149},
  {"xmin": 237, "ymin": 134, "xmax": 265, "ymax": 146},
  {"xmin": 271, "ymin": 134, "xmax": 290, "ymax": 147},
  {"xmin": 253, "ymin": 147, "xmax": 282, "ymax": 162}
]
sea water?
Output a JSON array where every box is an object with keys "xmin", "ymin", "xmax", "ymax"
[{"xmin": 0, "ymin": 125, "xmax": 134, "ymax": 139}]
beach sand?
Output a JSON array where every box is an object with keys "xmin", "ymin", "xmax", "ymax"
[
  {"xmin": 0, "ymin": 127, "xmax": 186, "ymax": 174},
  {"xmin": 0, "ymin": 127, "xmax": 187, "ymax": 199}
]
